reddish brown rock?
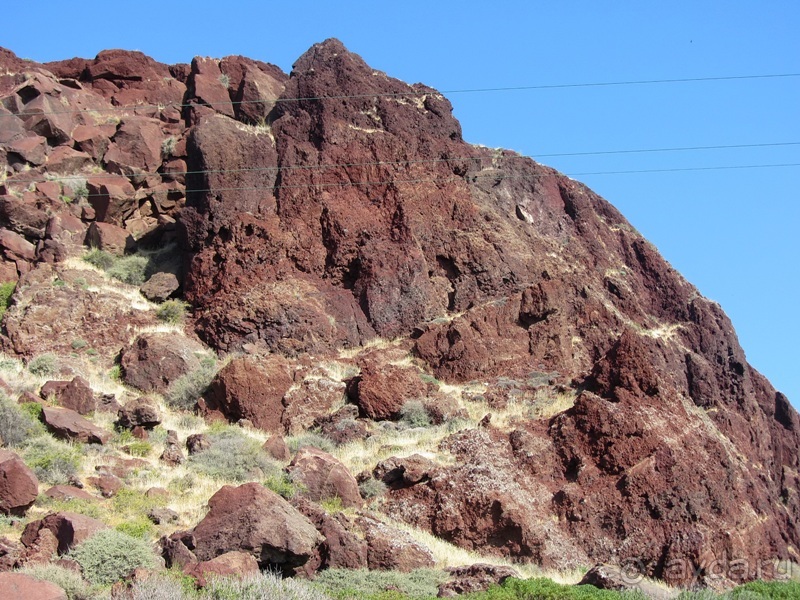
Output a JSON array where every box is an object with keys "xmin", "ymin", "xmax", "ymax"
[
  {"xmin": 41, "ymin": 406, "xmax": 110, "ymax": 444},
  {"xmin": 0, "ymin": 195, "xmax": 48, "ymax": 239},
  {"xmin": 352, "ymin": 361, "xmax": 427, "ymax": 420},
  {"xmin": 104, "ymin": 117, "xmax": 165, "ymax": 174},
  {"xmin": 44, "ymin": 486, "xmax": 94, "ymax": 502},
  {"xmin": 40, "ymin": 376, "xmax": 95, "ymax": 415},
  {"xmin": 282, "ymin": 375, "xmax": 347, "ymax": 434},
  {"xmin": 185, "ymin": 551, "xmax": 259, "ymax": 588},
  {"xmin": 7, "ymin": 135, "xmax": 47, "ymax": 166},
  {"xmin": 438, "ymin": 564, "xmax": 519, "ymax": 597},
  {"xmin": 86, "ymin": 474, "xmax": 123, "ymax": 498},
  {"xmin": 139, "ymin": 271, "xmax": 179, "ymax": 302},
  {"xmin": 191, "ymin": 482, "xmax": 322, "ymax": 574},
  {"xmin": 201, "ymin": 355, "xmax": 293, "ymax": 432},
  {"xmin": 21, "ymin": 512, "xmax": 106, "ymax": 555},
  {"xmin": 17, "ymin": 527, "xmax": 59, "ymax": 566},
  {"xmin": 159, "ymin": 530, "xmax": 197, "ymax": 570},
  {"xmin": 84, "ymin": 175, "xmax": 136, "ymax": 225},
  {"xmin": 0, "ymin": 449, "xmax": 38, "ymax": 516},
  {"xmin": 357, "ymin": 516, "xmax": 435, "ymax": 572},
  {"xmin": 262, "ymin": 435, "xmax": 289, "ymax": 461},
  {"xmin": 0, "ymin": 572, "xmax": 67, "ymax": 600},
  {"xmin": 186, "ymin": 57, "xmax": 235, "ymax": 118},
  {"xmin": 45, "ymin": 147, "xmax": 92, "ymax": 173},
  {"xmin": 373, "ymin": 454, "xmax": 437, "ymax": 488},
  {"xmin": 71, "ymin": 124, "xmax": 111, "ymax": 161},
  {"xmin": 232, "ymin": 65, "xmax": 285, "ymax": 124},
  {"xmin": 293, "ymin": 497, "xmax": 367, "ymax": 573},
  {"xmin": 0, "ymin": 229, "xmax": 35, "ymax": 262},
  {"xmin": 160, "ymin": 430, "xmax": 185, "ymax": 466},
  {"xmin": 287, "ymin": 446, "xmax": 362, "ymax": 508},
  {"xmin": 84, "ymin": 221, "xmax": 135, "ymax": 255},
  {"xmin": 120, "ymin": 333, "xmax": 202, "ymax": 395},
  {"xmin": 0, "ymin": 536, "xmax": 21, "ymax": 571}
]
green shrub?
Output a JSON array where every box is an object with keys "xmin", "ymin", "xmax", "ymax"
[
  {"xmin": 204, "ymin": 572, "xmax": 333, "ymax": 600},
  {"xmin": 126, "ymin": 571, "xmax": 195, "ymax": 600},
  {"xmin": 359, "ymin": 477, "xmax": 387, "ymax": 500},
  {"xmin": 20, "ymin": 564, "xmax": 102, "ymax": 600},
  {"xmin": 729, "ymin": 580, "xmax": 800, "ymax": 599},
  {"xmin": 166, "ymin": 359, "xmax": 218, "ymax": 410},
  {"xmin": 107, "ymin": 254, "xmax": 149, "ymax": 286},
  {"xmin": 156, "ymin": 299, "xmax": 189, "ymax": 324},
  {"xmin": 28, "ymin": 353, "xmax": 58, "ymax": 377},
  {"xmin": 115, "ymin": 517, "xmax": 155, "ymax": 540},
  {"xmin": 70, "ymin": 529, "xmax": 158, "ymax": 585},
  {"xmin": 465, "ymin": 577, "xmax": 647, "ymax": 600},
  {"xmin": 399, "ymin": 400, "xmax": 432, "ymax": 428},
  {"xmin": 83, "ymin": 249, "xmax": 116, "ymax": 270},
  {"xmin": 314, "ymin": 568, "xmax": 447, "ymax": 600},
  {"xmin": 264, "ymin": 472, "xmax": 304, "ymax": 499},
  {"xmin": 188, "ymin": 427, "xmax": 279, "ymax": 482},
  {"xmin": 0, "ymin": 281, "xmax": 15, "ymax": 320},
  {"xmin": 125, "ymin": 441, "xmax": 153, "ymax": 457},
  {"xmin": 22, "ymin": 435, "xmax": 82, "ymax": 484},
  {"xmin": 0, "ymin": 396, "xmax": 45, "ymax": 447},
  {"xmin": 287, "ymin": 431, "xmax": 336, "ymax": 454},
  {"xmin": 71, "ymin": 338, "xmax": 88, "ymax": 350}
]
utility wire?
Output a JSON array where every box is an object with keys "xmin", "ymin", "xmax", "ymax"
[
  {"xmin": 18, "ymin": 141, "xmax": 800, "ymax": 186},
  {"xmin": 2, "ymin": 72, "xmax": 799, "ymax": 119},
  {"xmin": 45, "ymin": 162, "xmax": 800, "ymax": 201}
]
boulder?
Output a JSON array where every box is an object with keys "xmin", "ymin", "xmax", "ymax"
[
  {"xmin": 578, "ymin": 564, "xmax": 676, "ymax": 600},
  {"xmin": 44, "ymin": 486, "xmax": 95, "ymax": 502},
  {"xmin": 191, "ymin": 482, "xmax": 322, "ymax": 574},
  {"xmin": 116, "ymin": 397, "xmax": 161, "ymax": 429},
  {"xmin": 147, "ymin": 507, "xmax": 178, "ymax": 525},
  {"xmin": 0, "ymin": 449, "xmax": 38, "ymax": 516},
  {"xmin": 186, "ymin": 433, "xmax": 211, "ymax": 455},
  {"xmin": 358, "ymin": 516, "xmax": 435, "ymax": 572},
  {"xmin": 120, "ymin": 333, "xmax": 203, "ymax": 395},
  {"xmin": 0, "ymin": 229, "xmax": 35, "ymax": 262},
  {"xmin": 352, "ymin": 361, "xmax": 426, "ymax": 420},
  {"xmin": 160, "ymin": 530, "xmax": 197, "ymax": 570},
  {"xmin": 139, "ymin": 272, "xmax": 179, "ymax": 302},
  {"xmin": 438, "ymin": 564, "xmax": 519, "ymax": 597},
  {"xmin": 201, "ymin": 356, "xmax": 293, "ymax": 432},
  {"xmin": 0, "ymin": 195, "xmax": 48, "ymax": 239},
  {"xmin": 84, "ymin": 221, "xmax": 135, "ymax": 256},
  {"xmin": 40, "ymin": 376, "xmax": 95, "ymax": 415},
  {"xmin": 41, "ymin": 406, "xmax": 110, "ymax": 444},
  {"xmin": 21, "ymin": 512, "xmax": 106, "ymax": 555},
  {"xmin": 185, "ymin": 551, "xmax": 259, "ymax": 588},
  {"xmin": 160, "ymin": 430, "xmax": 185, "ymax": 466},
  {"xmin": 262, "ymin": 435, "xmax": 289, "ymax": 461},
  {"xmin": 373, "ymin": 454, "xmax": 437, "ymax": 488},
  {"xmin": 86, "ymin": 474, "xmax": 123, "ymax": 498},
  {"xmin": 187, "ymin": 57, "xmax": 235, "ymax": 118},
  {"xmin": 0, "ymin": 537, "xmax": 21, "ymax": 571},
  {"xmin": 0, "ymin": 573, "xmax": 67, "ymax": 600},
  {"xmin": 293, "ymin": 497, "xmax": 367, "ymax": 572},
  {"xmin": 103, "ymin": 117, "xmax": 165, "ymax": 174},
  {"xmin": 287, "ymin": 446, "xmax": 362, "ymax": 509}
]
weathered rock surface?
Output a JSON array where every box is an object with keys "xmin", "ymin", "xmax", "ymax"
[
  {"xmin": 117, "ymin": 397, "xmax": 161, "ymax": 429},
  {"xmin": 40, "ymin": 376, "xmax": 96, "ymax": 415},
  {"xmin": 185, "ymin": 551, "xmax": 259, "ymax": 588},
  {"xmin": 0, "ymin": 450, "xmax": 38, "ymax": 516},
  {"xmin": 120, "ymin": 333, "xmax": 204, "ymax": 395},
  {"xmin": 21, "ymin": 512, "xmax": 106, "ymax": 555},
  {"xmin": 357, "ymin": 516, "xmax": 436, "ymax": 572},
  {"xmin": 191, "ymin": 482, "xmax": 322, "ymax": 574},
  {"xmin": 438, "ymin": 564, "xmax": 519, "ymax": 597},
  {"xmin": 351, "ymin": 361, "xmax": 427, "ymax": 420},
  {"xmin": 287, "ymin": 446, "xmax": 363, "ymax": 508},
  {"xmin": 42, "ymin": 406, "xmax": 110, "ymax": 444},
  {"xmin": 0, "ymin": 573, "xmax": 67, "ymax": 600}
]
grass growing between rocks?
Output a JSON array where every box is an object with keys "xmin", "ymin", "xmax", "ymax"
[{"xmin": 313, "ymin": 568, "xmax": 448, "ymax": 600}]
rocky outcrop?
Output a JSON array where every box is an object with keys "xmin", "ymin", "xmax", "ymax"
[
  {"xmin": 120, "ymin": 333, "xmax": 205, "ymax": 395},
  {"xmin": 0, "ymin": 450, "xmax": 38, "ymax": 516},
  {"xmin": 42, "ymin": 406, "xmax": 110, "ymax": 444},
  {"xmin": 21, "ymin": 512, "xmax": 106, "ymax": 555},
  {"xmin": 116, "ymin": 397, "xmax": 161, "ymax": 429},
  {"xmin": 287, "ymin": 446, "xmax": 363, "ymax": 508},
  {"xmin": 40, "ymin": 376, "xmax": 96, "ymax": 415},
  {"xmin": 191, "ymin": 482, "xmax": 322, "ymax": 575},
  {"xmin": 438, "ymin": 564, "xmax": 519, "ymax": 597}
]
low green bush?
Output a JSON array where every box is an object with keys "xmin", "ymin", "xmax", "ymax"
[
  {"xmin": 0, "ymin": 281, "xmax": 15, "ymax": 320},
  {"xmin": 22, "ymin": 435, "xmax": 83, "ymax": 485},
  {"xmin": 0, "ymin": 396, "xmax": 45, "ymax": 447},
  {"xmin": 115, "ymin": 517, "xmax": 155, "ymax": 540},
  {"xmin": 188, "ymin": 427, "xmax": 279, "ymax": 482},
  {"xmin": 203, "ymin": 572, "xmax": 333, "ymax": 600},
  {"xmin": 287, "ymin": 431, "xmax": 336, "ymax": 454},
  {"xmin": 107, "ymin": 254, "xmax": 149, "ymax": 286},
  {"xmin": 166, "ymin": 358, "xmax": 218, "ymax": 410},
  {"xmin": 465, "ymin": 578, "xmax": 647, "ymax": 600},
  {"xmin": 28, "ymin": 353, "xmax": 58, "ymax": 377},
  {"xmin": 83, "ymin": 249, "xmax": 116, "ymax": 271},
  {"xmin": 156, "ymin": 299, "xmax": 189, "ymax": 324},
  {"xmin": 729, "ymin": 580, "xmax": 800, "ymax": 599},
  {"xmin": 359, "ymin": 477, "xmax": 387, "ymax": 500},
  {"xmin": 313, "ymin": 568, "xmax": 447, "ymax": 600},
  {"xmin": 399, "ymin": 400, "xmax": 432, "ymax": 428},
  {"xmin": 264, "ymin": 472, "xmax": 304, "ymax": 499},
  {"xmin": 70, "ymin": 529, "xmax": 158, "ymax": 585}
]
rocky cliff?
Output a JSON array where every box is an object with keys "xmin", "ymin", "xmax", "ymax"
[{"xmin": 0, "ymin": 39, "xmax": 797, "ymax": 588}]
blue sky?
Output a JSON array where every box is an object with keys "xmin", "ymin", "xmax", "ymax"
[{"xmin": 4, "ymin": 1, "xmax": 798, "ymax": 402}]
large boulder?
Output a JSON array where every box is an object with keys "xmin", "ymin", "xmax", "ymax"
[
  {"xmin": 0, "ymin": 573, "xmax": 67, "ymax": 600},
  {"xmin": 184, "ymin": 551, "xmax": 259, "ymax": 588},
  {"xmin": 438, "ymin": 564, "xmax": 519, "ymax": 597},
  {"xmin": 357, "ymin": 516, "xmax": 435, "ymax": 572},
  {"xmin": 21, "ymin": 512, "xmax": 106, "ymax": 555},
  {"xmin": 0, "ymin": 450, "xmax": 38, "ymax": 516},
  {"xmin": 287, "ymin": 446, "xmax": 362, "ymax": 509},
  {"xmin": 40, "ymin": 376, "xmax": 96, "ymax": 415},
  {"xmin": 116, "ymin": 397, "xmax": 161, "ymax": 429},
  {"xmin": 84, "ymin": 222, "xmax": 135, "ymax": 256},
  {"xmin": 351, "ymin": 361, "xmax": 427, "ymax": 420},
  {"xmin": 201, "ymin": 356, "xmax": 293, "ymax": 432},
  {"xmin": 191, "ymin": 483, "xmax": 322, "ymax": 574},
  {"xmin": 120, "ymin": 332, "xmax": 207, "ymax": 396},
  {"xmin": 41, "ymin": 406, "xmax": 110, "ymax": 444}
]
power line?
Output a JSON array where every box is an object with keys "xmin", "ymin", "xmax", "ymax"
[
  {"xmin": 17, "ymin": 141, "xmax": 800, "ymax": 186},
  {"xmin": 39, "ymin": 162, "xmax": 799, "ymax": 201},
  {"xmin": 2, "ymin": 72, "xmax": 799, "ymax": 119}
]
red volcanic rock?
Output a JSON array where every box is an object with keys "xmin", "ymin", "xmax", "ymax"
[
  {"xmin": 287, "ymin": 446, "xmax": 363, "ymax": 508},
  {"xmin": 373, "ymin": 454, "xmax": 437, "ymax": 488},
  {"xmin": 120, "ymin": 333, "xmax": 203, "ymax": 395},
  {"xmin": 232, "ymin": 64, "xmax": 285, "ymax": 124},
  {"xmin": 21, "ymin": 512, "xmax": 106, "ymax": 555},
  {"xmin": 85, "ymin": 175, "xmax": 136, "ymax": 225},
  {"xmin": 45, "ymin": 147, "xmax": 92, "ymax": 172},
  {"xmin": 86, "ymin": 474, "xmax": 123, "ymax": 498},
  {"xmin": 85, "ymin": 221, "xmax": 135, "ymax": 255},
  {"xmin": 352, "ymin": 361, "xmax": 427, "ymax": 420},
  {"xmin": 262, "ymin": 435, "xmax": 289, "ymax": 461},
  {"xmin": 40, "ymin": 376, "xmax": 96, "ymax": 415},
  {"xmin": 187, "ymin": 57, "xmax": 235, "ymax": 118},
  {"xmin": 0, "ymin": 573, "xmax": 67, "ymax": 600},
  {"xmin": 71, "ymin": 124, "xmax": 112, "ymax": 161},
  {"xmin": 357, "ymin": 516, "xmax": 435, "ymax": 572},
  {"xmin": 7, "ymin": 135, "xmax": 47, "ymax": 166},
  {"xmin": 139, "ymin": 271, "xmax": 179, "ymax": 302},
  {"xmin": 117, "ymin": 397, "xmax": 161, "ymax": 429},
  {"xmin": 191, "ymin": 483, "xmax": 322, "ymax": 574},
  {"xmin": 44, "ymin": 485, "xmax": 95, "ymax": 502},
  {"xmin": 282, "ymin": 375, "xmax": 346, "ymax": 434},
  {"xmin": 86, "ymin": 49, "xmax": 172, "ymax": 84},
  {"xmin": 0, "ymin": 449, "xmax": 38, "ymax": 516},
  {"xmin": 0, "ymin": 195, "xmax": 48, "ymax": 239},
  {"xmin": 186, "ymin": 433, "xmax": 211, "ymax": 455},
  {"xmin": 0, "ymin": 536, "xmax": 21, "ymax": 571},
  {"xmin": 185, "ymin": 551, "xmax": 259, "ymax": 588},
  {"xmin": 0, "ymin": 229, "xmax": 35, "ymax": 262},
  {"xmin": 201, "ymin": 355, "xmax": 293, "ymax": 432},
  {"xmin": 292, "ymin": 497, "xmax": 368, "ymax": 572},
  {"xmin": 42, "ymin": 406, "xmax": 110, "ymax": 445},
  {"xmin": 438, "ymin": 564, "xmax": 519, "ymax": 597},
  {"xmin": 104, "ymin": 117, "xmax": 165, "ymax": 174}
]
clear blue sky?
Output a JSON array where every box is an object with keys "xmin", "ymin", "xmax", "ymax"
[{"xmin": 4, "ymin": 1, "xmax": 798, "ymax": 403}]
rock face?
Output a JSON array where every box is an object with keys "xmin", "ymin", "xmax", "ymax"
[
  {"xmin": 120, "ymin": 333, "xmax": 205, "ymax": 395},
  {"xmin": 0, "ymin": 450, "xmax": 39, "ymax": 516},
  {"xmin": 42, "ymin": 406, "xmax": 110, "ymax": 444},
  {"xmin": 287, "ymin": 446, "xmax": 363, "ymax": 508},
  {"xmin": 1, "ymin": 40, "xmax": 799, "ymax": 587},
  {"xmin": 191, "ymin": 483, "xmax": 323, "ymax": 574},
  {"xmin": 0, "ymin": 573, "xmax": 67, "ymax": 600},
  {"xmin": 21, "ymin": 512, "xmax": 106, "ymax": 555}
]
